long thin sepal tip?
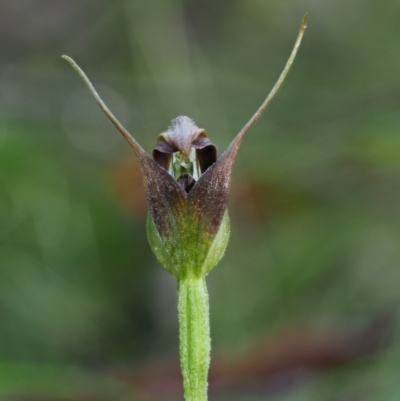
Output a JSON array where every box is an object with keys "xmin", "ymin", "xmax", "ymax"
[
  {"xmin": 302, "ymin": 13, "xmax": 308, "ymax": 29},
  {"xmin": 62, "ymin": 55, "xmax": 145, "ymax": 157},
  {"xmin": 233, "ymin": 14, "xmax": 308, "ymax": 145}
]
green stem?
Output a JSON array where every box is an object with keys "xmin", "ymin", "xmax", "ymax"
[{"xmin": 178, "ymin": 277, "xmax": 210, "ymax": 401}]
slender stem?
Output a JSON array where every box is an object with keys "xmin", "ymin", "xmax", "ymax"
[{"xmin": 178, "ymin": 277, "xmax": 211, "ymax": 401}]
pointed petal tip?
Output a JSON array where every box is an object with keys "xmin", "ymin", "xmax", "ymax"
[
  {"xmin": 62, "ymin": 55, "xmax": 78, "ymax": 69},
  {"xmin": 301, "ymin": 13, "xmax": 308, "ymax": 30},
  {"xmin": 226, "ymin": 13, "xmax": 308, "ymax": 156},
  {"xmin": 62, "ymin": 54, "xmax": 147, "ymax": 159}
]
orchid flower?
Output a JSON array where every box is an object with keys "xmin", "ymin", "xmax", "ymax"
[{"xmin": 62, "ymin": 14, "xmax": 307, "ymax": 401}]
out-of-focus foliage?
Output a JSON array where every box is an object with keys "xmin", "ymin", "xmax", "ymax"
[{"xmin": 1, "ymin": 0, "xmax": 400, "ymax": 400}]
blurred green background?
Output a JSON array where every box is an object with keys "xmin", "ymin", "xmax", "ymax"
[{"xmin": 1, "ymin": 0, "xmax": 400, "ymax": 400}]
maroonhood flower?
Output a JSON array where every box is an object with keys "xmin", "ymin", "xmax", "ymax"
[
  {"xmin": 62, "ymin": 15, "xmax": 306, "ymax": 280},
  {"xmin": 63, "ymin": 15, "xmax": 307, "ymax": 401}
]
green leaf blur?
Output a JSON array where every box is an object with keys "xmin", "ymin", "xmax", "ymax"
[{"xmin": 1, "ymin": 0, "xmax": 400, "ymax": 400}]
